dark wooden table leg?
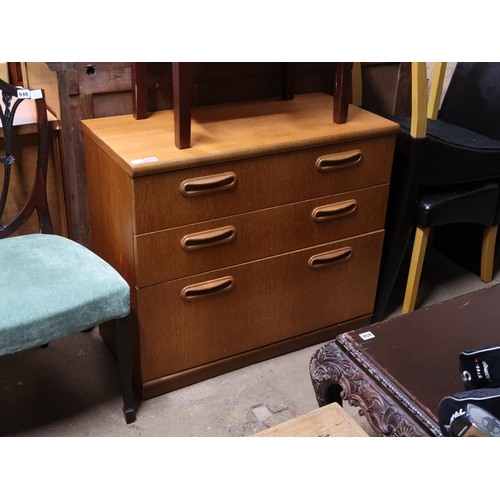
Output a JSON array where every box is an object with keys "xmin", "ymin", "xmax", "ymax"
[
  {"xmin": 309, "ymin": 335, "xmax": 439, "ymax": 436},
  {"xmin": 131, "ymin": 62, "xmax": 148, "ymax": 120},
  {"xmin": 172, "ymin": 62, "xmax": 192, "ymax": 149},
  {"xmin": 333, "ymin": 62, "xmax": 353, "ymax": 124}
]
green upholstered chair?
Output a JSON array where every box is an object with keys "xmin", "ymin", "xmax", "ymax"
[{"xmin": 0, "ymin": 78, "xmax": 136, "ymax": 424}]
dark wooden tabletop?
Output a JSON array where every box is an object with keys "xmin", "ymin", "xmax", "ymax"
[{"xmin": 343, "ymin": 284, "xmax": 500, "ymax": 421}]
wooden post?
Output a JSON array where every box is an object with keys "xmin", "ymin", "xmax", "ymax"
[{"xmin": 333, "ymin": 62, "xmax": 353, "ymax": 124}]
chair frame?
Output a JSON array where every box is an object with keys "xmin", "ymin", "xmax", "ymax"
[
  {"xmin": 401, "ymin": 63, "xmax": 499, "ymax": 313},
  {"xmin": 371, "ymin": 63, "xmax": 500, "ymax": 320},
  {"xmin": 0, "ymin": 79, "xmax": 53, "ymax": 237},
  {"xmin": 0, "ymin": 78, "xmax": 136, "ymax": 424}
]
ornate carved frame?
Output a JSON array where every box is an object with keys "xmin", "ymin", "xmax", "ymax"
[{"xmin": 309, "ymin": 333, "xmax": 442, "ymax": 437}]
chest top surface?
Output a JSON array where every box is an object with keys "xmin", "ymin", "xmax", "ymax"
[{"xmin": 81, "ymin": 92, "xmax": 399, "ymax": 178}]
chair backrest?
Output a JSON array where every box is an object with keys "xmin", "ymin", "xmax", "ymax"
[
  {"xmin": 438, "ymin": 62, "xmax": 500, "ymax": 141},
  {"xmin": 0, "ymin": 78, "xmax": 53, "ymax": 238}
]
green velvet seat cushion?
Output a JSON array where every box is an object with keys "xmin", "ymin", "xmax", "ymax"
[{"xmin": 0, "ymin": 234, "xmax": 130, "ymax": 356}]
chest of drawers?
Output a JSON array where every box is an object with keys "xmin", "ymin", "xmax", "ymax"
[{"xmin": 81, "ymin": 93, "xmax": 399, "ymax": 399}]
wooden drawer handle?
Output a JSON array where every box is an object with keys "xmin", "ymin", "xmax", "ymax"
[
  {"xmin": 315, "ymin": 150, "xmax": 362, "ymax": 172},
  {"xmin": 181, "ymin": 226, "xmax": 237, "ymax": 250},
  {"xmin": 179, "ymin": 172, "xmax": 238, "ymax": 196},
  {"xmin": 181, "ymin": 276, "xmax": 235, "ymax": 300},
  {"xmin": 308, "ymin": 247, "xmax": 352, "ymax": 269},
  {"xmin": 311, "ymin": 199, "xmax": 357, "ymax": 222}
]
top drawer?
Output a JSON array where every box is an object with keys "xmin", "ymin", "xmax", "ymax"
[{"xmin": 133, "ymin": 135, "xmax": 395, "ymax": 234}]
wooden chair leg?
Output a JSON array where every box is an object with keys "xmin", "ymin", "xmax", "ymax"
[
  {"xmin": 481, "ymin": 225, "xmax": 498, "ymax": 282},
  {"xmin": 351, "ymin": 62, "xmax": 362, "ymax": 107},
  {"xmin": 333, "ymin": 62, "xmax": 353, "ymax": 124},
  {"xmin": 172, "ymin": 62, "xmax": 192, "ymax": 149},
  {"xmin": 115, "ymin": 315, "xmax": 136, "ymax": 424},
  {"xmin": 131, "ymin": 62, "xmax": 148, "ymax": 120},
  {"xmin": 402, "ymin": 226, "xmax": 430, "ymax": 314}
]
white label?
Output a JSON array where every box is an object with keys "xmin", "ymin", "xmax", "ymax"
[
  {"xmin": 131, "ymin": 157, "xmax": 158, "ymax": 165},
  {"xmin": 30, "ymin": 89, "xmax": 43, "ymax": 99},
  {"xmin": 359, "ymin": 331, "xmax": 375, "ymax": 340},
  {"xmin": 16, "ymin": 88, "xmax": 42, "ymax": 99}
]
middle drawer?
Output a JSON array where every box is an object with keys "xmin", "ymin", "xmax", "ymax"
[{"xmin": 134, "ymin": 184, "xmax": 389, "ymax": 287}]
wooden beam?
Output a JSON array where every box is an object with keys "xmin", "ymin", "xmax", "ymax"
[
  {"xmin": 427, "ymin": 62, "xmax": 447, "ymax": 120},
  {"xmin": 333, "ymin": 62, "xmax": 353, "ymax": 124}
]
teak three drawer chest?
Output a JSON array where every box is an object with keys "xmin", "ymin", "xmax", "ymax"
[{"xmin": 81, "ymin": 92, "xmax": 399, "ymax": 399}]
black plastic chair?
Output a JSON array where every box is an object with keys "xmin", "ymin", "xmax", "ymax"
[
  {"xmin": 371, "ymin": 62, "xmax": 500, "ymax": 320},
  {"xmin": 0, "ymin": 78, "xmax": 136, "ymax": 424}
]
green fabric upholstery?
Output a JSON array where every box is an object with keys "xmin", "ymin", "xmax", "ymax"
[{"xmin": 0, "ymin": 234, "xmax": 130, "ymax": 356}]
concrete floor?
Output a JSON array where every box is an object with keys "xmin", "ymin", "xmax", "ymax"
[{"xmin": 2, "ymin": 245, "xmax": 500, "ymax": 438}]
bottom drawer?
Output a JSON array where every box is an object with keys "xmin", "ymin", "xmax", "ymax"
[{"xmin": 137, "ymin": 230, "xmax": 384, "ymax": 382}]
